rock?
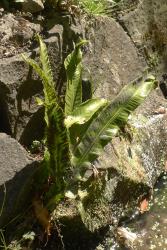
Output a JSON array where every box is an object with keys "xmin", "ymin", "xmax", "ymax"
[
  {"xmin": 21, "ymin": 0, "xmax": 44, "ymax": 13},
  {"xmin": 83, "ymin": 16, "xmax": 147, "ymax": 99},
  {"xmin": 0, "ymin": 13, "xmax": 41, "ymax": 58},
  {"xmin": 0, "ymin": 13, "xmax": 82, "ymax": 146},
  {"xmin": 0, "ymin": 54, "xmax": 45, "ymax": 143},
  {"xmin": 119, "ymin": 0, "xmax": 167, "ymax": 69},
  {"xmin": 0, "ymin": 133, "xmax": 38, "ymax": 227},
  {"xmin": 70, "ymin": 14, "xmax": 167, "ymax": 233}
]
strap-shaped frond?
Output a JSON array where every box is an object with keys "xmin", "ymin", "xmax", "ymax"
[
  {"xmin": 72, "ymin": 75, "xmax": 157, "ymax": 179},
  {"xmin": 37, "ymin": 35, "xmax": 58, "ymax": 106},
  {"xmin": 37, "ymin": 36, "xmax": 54, "ymax": 87},
  {"xmin": 64, "ymin": 40, "xmax": 88, "ymax": 116},
  {"xmin": 22, "ymin": 37, "xmax": 68, "ymax": 187},
  {"xmin": 22, "ymin": 54, "xmax": 57, "ymax": 107},
  {"xmin": 46, "ymin": 105, "xmax": 69, "ymax": 194},
  {"xmin": 65, "ymin": 98, "xmax": 108, "ymax": 128}
]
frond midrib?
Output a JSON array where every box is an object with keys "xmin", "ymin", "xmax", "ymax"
[{"xmin": 72, "ymin": 86, "xmax": 145, "ymax": 167}]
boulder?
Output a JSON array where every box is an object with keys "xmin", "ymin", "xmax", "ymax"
[
  {"xmin": 53, "ymin": 88, "xmax": 167, "ymax": 236},
  {"xmin": 0, "ymin": 133, "xmax": 38, "ymax": 227},
  {"xmin": 0, "ymin": 54, "xmax": 45, "ymax": 143},
  {"xmin": 0, "ymin": 13, "xmax": 65, "ymax": 146},
  {"xmin": 0, "ymin": 12, "xmax": 43, "ymax": 144},
  {"xmin": 119, "ymin": 0, "xmax": 167, "ymax": 68},
  {"xmin": 83, "ymin": 16, "xmax": 147, "ymax": 99},
  {"xmin": 0, "ymin": 13, "xmax": 41, "ymax": 59},
  {"xmin": 21, "ymin": 0, "xmax": 44, "ymax": 13},
  {"xmin": 88, "ymin": 90, "xmax": 167, "ymax": 230}
]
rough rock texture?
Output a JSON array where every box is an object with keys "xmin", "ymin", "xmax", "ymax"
[
  {"xmin": 0, "ymin": 12, "xmax": 43, "ymax": 143},
  {"xmin": 119, "ymin": 0, "xmax": 167, "ymax": 69},
  {"xmin": 43, "ymin": 14, "xmax": 167, "ymax": 239},
  {"xmin": 86, "ymin": 90, "xmax": 167, "ymax": 231},
  {"xmin": 0, "ymin": 54, "xmax": 45, "ymax": 143},
  {"xmin": 83, "ymin": 16, "xmax": 147, "ymax": 99},
  {"xmin": 73, "ymin": 9, "xmax": 167, "ymax": 233},
  {"xmin": 76, "ymin": 109, "xmax": 167, "ymax": 232},
  {"xmin": 0, "ymin": 12, "xmax": 41, "ymax": 59},
  {"xmin": 0, "ymin": 13, "xmax": 66, "ymax": 145},
  {"xmin": 21, "ymin": 0, "xmax": 44, "ymax": 13},
  {"xmin": 0, "ymin": 133, "xmax": 38, "ymax": 227}
]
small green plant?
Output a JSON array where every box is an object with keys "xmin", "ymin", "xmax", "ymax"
[
  {"xmin": 78, "ymin": 0, "xmax": 108, "ymax": 15},
  {"xmin": 23, "ymin": 35, "xmax": 157, "ymax": 220},
  {"xmin": 77, "ymin": 0, "xmax": 122, "ymax": 15}
]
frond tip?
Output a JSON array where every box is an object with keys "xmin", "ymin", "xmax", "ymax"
[{"xmin": 64, "ymin": 40, "xmax": 88, "ymax": 116}]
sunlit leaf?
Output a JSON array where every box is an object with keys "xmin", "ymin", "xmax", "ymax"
[
  {"xmin": 65, "ymin": 98, "xmax": 108, "ymax": 128},
  {"xmin": 64, "ymin": 40, "xmax": 88, "ymax": 116},
  {"xmin": 72, "ymin": 75, "xmax": 157, "ymax": 179}
]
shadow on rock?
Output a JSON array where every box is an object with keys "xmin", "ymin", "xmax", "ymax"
[{"xmin": 0, "ymin": 160, "xmax": 39, "ymax": 228}]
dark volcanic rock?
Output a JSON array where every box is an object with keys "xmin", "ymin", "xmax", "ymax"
[
  {"xmin": 83, "ymin": 16, "xmax": 147, "ymax": 99},
  {"xmin": 119, "ymin": 0, "xmax": 167, "ymax": 70},
  {"xmin": 0, "ymin": 54, "xmax": 44, "ymax": 143},
  {"xmin": 0, "ymin": 133, "xmax": 38, "ymax": 227},
  {"xmin": 0, "ymin": 13, "xmax": 41, "ymax": 59},
  {"xmin": 0, "ymin": 13, "xmax": 73, "ymax": 146},
  {"xmin": 0, "ymin": 12, "xmax": 43, "ymax": 144}
]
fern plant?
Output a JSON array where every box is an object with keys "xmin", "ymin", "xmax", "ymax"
[
  {"xmin": 22, "ymin": 37, "xmax": 69, "ymax": 204},
  {"xmin": 23, "ymin": 36, "xmax": 157, "ymax": 210}
]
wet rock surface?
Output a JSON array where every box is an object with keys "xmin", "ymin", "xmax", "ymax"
[{"xmin": 108, "ymin": 173, "xmax": 167, "ymax": 250}]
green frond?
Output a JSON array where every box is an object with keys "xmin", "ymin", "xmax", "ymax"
[
  {"xmin": 37, "ymin": 35, "xmax": 58, "ymax": 107},
  {"xmin": 64, "ymin": 40, "xmax": 88, "ymax": 116},
  {"xmin": 37, "ymin": 35, "xmax": 55, "ymax": 90},
  {"xmin": 46, "ymin": 105, "xmax": 69, "ymax": 194},
  {"xmin": 22, "ymin": 54, "xmax": 45, "ymax": 82},
  {"xmin": 22, "ymin": 54, "xmax": 57, "ymax": 108},
  {"xmin": 65, "ymin": 98, "xmax": 108, "ymax": 128},
  {"xmin": 22, "ymin": 37, "xmax": 69, "ymax": 205},
  {"xmin": 71, "ymin": 75, "xmax": 157, "ymax": 180}
]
